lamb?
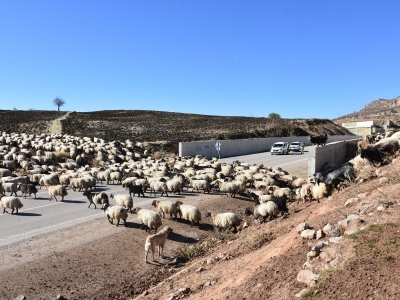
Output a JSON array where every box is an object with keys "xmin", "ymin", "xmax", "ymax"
[
  {"xmin": 110, "ymin": 193, "xmax": 134, "ymax": 213},
  {"xmin": 2, "ymin": 182, "xmax": 17, "ymax": 196},
  {"xmin": 244, "ymin": 201, "xmax": 280, "ymax": 223},
  {"xmin": 83, "ymin": 191, "xmax": 109, "ymax": 209},
  {"xmin": 206, "ymin": 211, "xmax": 242, "ymax": 232},
  {"xmin": 144, "ymin": 226, "xmax": 173, "ymax": 263},
  {"xmin": 17, "ymin": 183, "xmax": 38, "ymax": 198},
  {"xmin": 134, "ymin": 207, "xmax": 162, "ymax": 233},
  {"xmin": 45, "ymin": 185, "xmax": 68, "ymax": 201},
  {"xmin": 0, "ymin": 195, "xmax": 23, "ymax": 214},
  {"xmin": 104, "ymin": 204, "xmax": 128, "ymax": 226},
  {"xmin": 175, "ymin": 201, "xmax": 201, "ymax": 226},
  {"xmin": 152, "ymin": 200, "xmax": 180, "ymax": 220}
]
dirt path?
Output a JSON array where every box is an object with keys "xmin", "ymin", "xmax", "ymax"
[{"xmin": 48, "ymin": 111, "xmax": 71, "ymax": 134}]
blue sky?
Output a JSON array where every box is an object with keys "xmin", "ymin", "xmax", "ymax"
[{"xmin": 1, "ymin": 1, "xmax": 399, "ymax": 119}]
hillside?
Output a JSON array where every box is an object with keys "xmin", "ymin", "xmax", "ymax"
[
  {"xmin": 334, "ymin": 96, "xmax": 400, "ymax": 125},
  {"xmin": 0, "ymin": 110, "xmax": 352, "ymax": 147}
]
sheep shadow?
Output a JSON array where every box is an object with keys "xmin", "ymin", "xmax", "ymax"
[
  {"xmin": 15, "ymin": 212, "xmax": 42, "ymax": 217},
  {"xmin": 22, "ymin": 197, "xmax": 48, "ymax": 201},
  {"xmin": 62, "ymin": 200, "xmax": 86, "ymax": 204},
  {"xmin": 91, "ymin": 186, "xmax": 109, "ymax": 192},
  {"xmin": 124, "ymin": 222, "xmax": 142, "ymax": 230},
  {"xmin": 168, "ymin": 231, "xmax": 198, "ymax": 244}
]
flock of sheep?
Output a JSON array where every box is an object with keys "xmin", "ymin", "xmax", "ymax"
[{"xmin": 0, "ymin": 130, "xmax": 397, "ymax": 263}]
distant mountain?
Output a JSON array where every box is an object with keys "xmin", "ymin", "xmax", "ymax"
[{"xmin": 334, "ymin": 96, "xmax": 400, "ymax": 124}]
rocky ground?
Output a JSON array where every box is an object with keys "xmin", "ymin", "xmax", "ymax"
[{"xmin": 2, "ymin": 156, "xmax": 400, "ymax": 300}]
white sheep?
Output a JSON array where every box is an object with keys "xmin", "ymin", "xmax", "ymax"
[
  {"xmin": 0, "ymin": 195, "xmax": 23, "ymax": 214},
  {"xmin": 206, "ymin": 211, "xmax": 242, "ymax": 232},
  {"xmin": 166, "ymin": 177, "xmax": 184, "ymax": 195},
  {"xmin": 190, "ymin": 179, "xmax": 211, "ymax": 193},
  {"xmin": 2, "ymin": 182, "xmax": 17, "ymax": 196},
  {"xmin": 104, "ymin": 204, "xmax": 128, "ymax": 226},
  {"xmin": 110, "ymin": 171, "xmax": 123, "ymax": 184},
  {"xmin": 212, "ymin": 180, "xmax": 241, "ymax": 197},
  {"xmin": 244, "ymin": 201, "xmax": 280, "ymax": 223},
  {"xmin": 134, "ymin": 207, "xmax": 162, "ymax": 233},
  {"xmin": 175, "ymin": 201, "xmax": 201, "ymax": 226},
  {"xmin": 144, "ymin": 226, "xmax": 173, "ymax": 263},
  {"xmin": 149, "ymin": 181, "xmax": 169, "ymax": 197},
  {"xmin": 151, "ymin": 200, "xmax": 180, "ymax": 220},
  {"xmin": 45, "ymin": 185, "xmax": 68, "ymax": 201},
  {"xmin": 298, "ymin": 183, "xmax": 328, "ymax": 203},
  {"xmin": 110, "ymin": 193, "xmax": 134, "ymax": 212},
  {"xmin": 83, "ymin": 191, "xmax": 109, "ymax": 209}
]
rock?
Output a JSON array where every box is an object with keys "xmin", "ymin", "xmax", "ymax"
[
  {"xmin": 320, "ymin": 247, "xmax": 337, "ymax": 263},
  {"xmin": 307, "ymin": 250, "xmax": 319, "ymax": 260},
  {"xmin": 242, "ymin": 221, "xmax": 249, "ymax": 228},
  {"xmin": 14, "ymin": 296, "xmax": 26, "ymax": 300},
  {"xmin": 312, "ymin": 241, "xmax": 327, "ymax": 252},
  {"xmin": 379, "ymin": 177, "xmax": 389, "ymax": 184},
  {"xmin": 329, "ymin": 237, "xmax": 342, "ymax": 243},
  {"xmin": 178, "ymin": 287, "xmax": 191, "ymax": 295},
  {"xmin": 337, "ymin": 219, "xmax": 349, "ymax": 229},
  {"xmin": 347, "ymin": 214, "xmax": 360, "ymax": 221},
  {"xmin": 196, "ymin": 267, "xmax": 204, "ymax": 273},
  {"xmin": 377, "ymin": 205, "xmax": 386, "ymax": 211},
  {"xmin": 143, "ymin": 290, "xmax": 149, "ymax": 296},
  {"xmin": 322, "ymin": 223, "xmax": 332, "ymax": 235},
  {"xmin": 301, "ymin": 229, "xmax": 316, "ymax": 240},
  {"xmin": 344, "ymin": 197, "xmax": 358, "ymax": 206},
  {"xmin": 316, "ymin": 229, "xmax": 325, "ymax": 240},
  {"xmin": 357, "ymin": 192, "xmax": 368, "ymax": 199},
  {"xmin": 297, "ymin": 270, "xmax": 318, "ymax": 287},
  {"xmin": 56, "ymin": 296, "xmax": 67, "ymax": 300},
  {"xmin": 296, "ymin": 222, "xmax": 311, "ymax": 233},
  {"xmin": 165, "ymin": 293, "xmax": 176, "ymax": 300}
]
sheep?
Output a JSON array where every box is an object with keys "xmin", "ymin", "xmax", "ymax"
[
  {"xmin": 2, "ymin": 182, "xmax": 18, "ymax": 196},
  {"xmin": 299, "ymin": 183, "xmax": 328, "ymax": 203},
  {"xmin": 175, "ymin": 201, "xmax": 201, "ymax": 226},
  {"xmin": 110, "ymin": 193, "xmax": 134, "ymax": 213},
  {"xmin": 38, "ymin": 173, "xmax": 60, "ymax": 187},
  {"xmin": 149, "ymin": 181, "xmax": 169, "ymax": 197},
  {"xmin": 244, "ymin": 201, "xmax": 280, "ymax": 223},
  {"xmin": 0, "ymin": 195, "xmax": 23, "ymax": 214},
  {"xmin": 166, "ymin": 177, "xmax": 184, "ymax": 195},
  {"xmin": 17, "ymin": 183, "xmax": 38, "ymax": 198},
  {"xmin": 128, "ymin": 184, "xmax": 145, "ymax": 197},
  {"xmin": 104, "ymin": 204, "xmax": 128, "ymax": 226},
  {"xmin": 314, "ymin": 162, "xmax": 356, "ymax": 194},
  {"xmin": 145, "ymin": 226, "xmax": 173, "ymax": 263},
  {"xmin": 211, "ymin": 179, "xmax": 241, "ymax": 197},
  {"xmin": 206, "ymin": 211, "xmax": 242, "ymax": 232},
  {"xmin": 83, "ymin": 191, "xmax": 109, "ymax": 209},
  {"xmin": 69, "ymin": 177, "xmax": 91, "ymax": 192},
  {"xmin": 45, "ymin": 185, "xmax": 68, "ymax": 201},
  {"xmin": 134, "ymin": 207, "xmax": 162, "ymax": 233},
  {"xmin": 190, "ymin": 179, "xmax": 211, "ymax": 193},
  {"xmin": 152, "ymin": 200, "xmax": 180, "ymax": 220}
]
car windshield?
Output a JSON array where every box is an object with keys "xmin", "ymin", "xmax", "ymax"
[
  {"xmin": 273, "ymin": 143, "xmax": 284, "ymax": 147},
  {"xmin": 291, "ymin": 142, "xmax": 300, "ymax": 146}
]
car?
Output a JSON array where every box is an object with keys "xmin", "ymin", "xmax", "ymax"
[
  {"xmin": 289, "ymin": 141, "xmax": 303, "ymax": 153},
  {"xmin": 270, "ymin": 142, "xmax": 289, "ymax": 155}
]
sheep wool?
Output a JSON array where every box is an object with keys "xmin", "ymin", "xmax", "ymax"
[
  {"xmin": 135, "ymin": 207, "xmax": 162, "ymax": 233},
  {"xmin": 105, "ymin": 205, "xmax": 128, "ymax": 226},
  {"xmin": 207, "ymin": 211, "xmax": 242, "ymax": 232},
  {"xmin": 1, "ymin": 196, "xmax": 23, "ymax": 214},
  {"xmin": 46, "ymin": 185, "xmax": 68, "ymax": 202},
  {"xmin": 152, "ymin": 200, "xmax": 179, "ymax": 220},
  {"xmin": 175, "ymin": 201, "xmax": 201, "ymax": 226}
]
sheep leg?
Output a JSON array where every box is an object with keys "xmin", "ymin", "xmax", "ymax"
[
  {"xmin": 107, "ymin": 215, "xmax": 113, "ymax": 224},
  {"xmin": 123, "ymin": 218, "xmax": 127, "ymax": 226},
  {"xmin": 116, "ymin": 218, "xmax": 120, "ymax": 226},
  {"xmin": 2, "ymin": 208, "xmax": 6, "ymax": 213},
  {"xmin": 11, "ymin": 208, "xmax": 15, "ymax": 214}
]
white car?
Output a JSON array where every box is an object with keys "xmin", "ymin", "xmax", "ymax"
[
  {"xmin": 289, "ymin": 141, "xmax": 303, "ymax": 153},
  {"xmin": 270, "ymin": 142, "xmax": 289, "ymax": 155}
]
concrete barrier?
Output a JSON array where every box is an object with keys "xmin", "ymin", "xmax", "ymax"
[
  {"xmin": 179, "ymin": 135, "xmax": 360, "ymax": 159},
  {"xmin": 307, "ymin": 138, "xmax": 361, "ymax": 177}
]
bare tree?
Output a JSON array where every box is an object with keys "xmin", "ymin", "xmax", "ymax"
[{"xmin": 53, "ymin": 97, "xmax": 65, "ymax": 111}]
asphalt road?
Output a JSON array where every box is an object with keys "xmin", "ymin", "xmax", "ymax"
[{"xmin": 0, "ymin": 147, "xmax": 310, "ymax": 247}]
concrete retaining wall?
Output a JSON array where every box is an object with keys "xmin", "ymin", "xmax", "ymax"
[
  {"xmin": 179, "ymin": 135, "xmax": 360, "ymax": 159},
  {"xmin": 307, "ymin": 138, "xmax": 361, "ymax": 177}
]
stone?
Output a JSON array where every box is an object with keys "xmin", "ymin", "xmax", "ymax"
[
  {"xmin": 344, "ymin": 198, "xmax": 358, "ymax": 206},
  {"xmin": 297, "ymin": 270, "xmax": 318, "ymax": 287},
  {"xmin": 329, "ymin": 237, "xmax": 342, "ymax": 243},
  {"xmin": 337, "ymin": 219, "xmax": 349, "ymax": 229},
  {"xmin": 301, "ymin": 229, "xmax": 316, "ymax": 240},
  {"xmin": 312, "ymin": 241, "xmax": 327, "ymax": 252},
  {"xmin": 377, "ymin": 205, "xmax": 386, "ymax": 211},
  {"xmin": 14, "ymin": 296, "xmax": 26, "ymax": 300},
  {"xmin": 307, "ymin": 250, "xmax": 319, "ymax": 260},
  {"xmin": 296, "ymin": 222, "xmax": 311, "ymax": 233},
  {"xmin": 56, "ymin": 296, "xmax": 67, "ymax": 300},
  {"xmin": 347, "ymin": 214, "xmax": 360, "ymax": 221},
  {"xmin": 316, "ymin": 229, "xmax": 325, "ymax": 240},
  {"xmin": 196, "ymin": 267, "xmax": 204, "ymax": 273},
  {"xmin": 142, "ymin": 290, "xmax": 149, "ymax": 296},
  {"xmin": 178, "ymin": 287, "xmax": 191, "ymax": 295},
  {"xmin": 379, "ymin": 177, "xmax": 389, "ymax": 184},
  {"xmin": 322, "ymin": 223, "xmax": 332, "ymax": 235}
]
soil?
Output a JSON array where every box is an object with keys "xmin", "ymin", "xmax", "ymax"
[{"xmin": 2, "ymin": 158, "xmax": 400, "ymax": 300}]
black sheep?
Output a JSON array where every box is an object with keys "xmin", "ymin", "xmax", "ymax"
[
  {"xmin": 360, "ymin": 147, "xmax": 383, "ymax": 166},
  {"xmin": 314, "ymin": 162, "xmax": 356, "ymax": 194}
]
